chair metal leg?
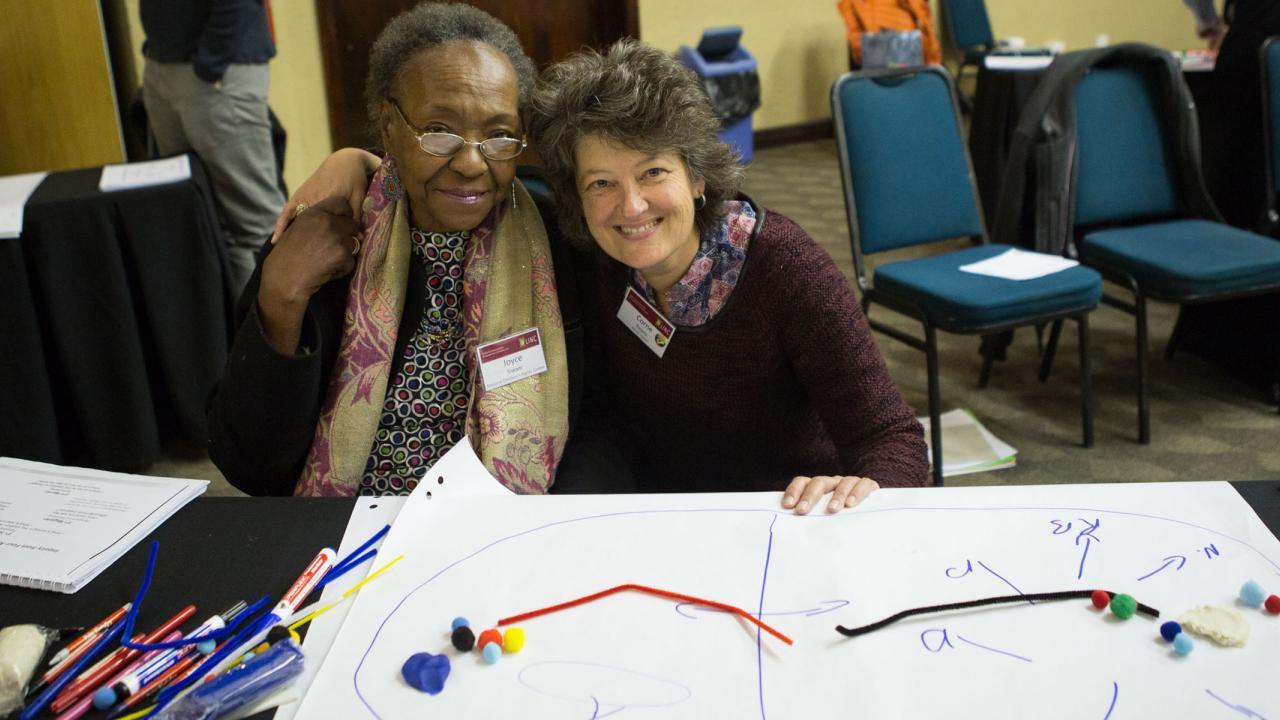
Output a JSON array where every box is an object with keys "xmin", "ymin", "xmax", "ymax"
[
  {"xmin": 926, "ymin": 325, "xmax": 944, "ymax": 487},
  {"xmin": 1039, "ymin": 319, "xmax": 1064, "ymax": 382},
  {"xmin": 1135, "ymin": 293, "xmax": 1151, "ymax": 444},
  {"xmin": 1077, "ymin": 314, "xmax": 1095, "ymax": 448},
  {"xmin": 1164, "ymin": 307, "xmax": 1187, "ymax": 361},
  {"xmin": 978, "ymin": 335, "xmax": 995, "ymax": 389}
]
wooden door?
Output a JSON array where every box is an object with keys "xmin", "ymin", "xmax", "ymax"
[{"xmin": 315, "ymin": 0, "xmax": 639, "ymax": 150}]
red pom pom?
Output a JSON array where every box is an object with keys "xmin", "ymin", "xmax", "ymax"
[
  {"xmin": 476, "ymin": 628, "xmax": 503, "ymax": 652},
  {"xmin": 1090, "ymin": 590, "xmax": 1111, "ymax": 609},
  {"xmin": 1266, "ymin": 595, "xmax": 1280, "ymax": 615}
]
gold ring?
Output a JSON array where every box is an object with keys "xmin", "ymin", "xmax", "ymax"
[
  {"xmin": 291, "ymin": 202, "xmax": 309, "ymax": 218},
  {"xmin": 351, "ymin": 235, "xmax": 362, "ymax": 255}
]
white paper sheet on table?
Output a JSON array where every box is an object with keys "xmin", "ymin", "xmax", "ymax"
[
  {"xmin": 959, "ymin": 247, "xmax": 1078, "ymax": 281},
  {"xmin": 98, "ymin": 154, "xmax": 191, "ymax": 192},
  {"xmin": 0, "ymin": 171, "xmax": 48, "ymax": 239},
  {"xmin": 294, "ymin": 476, "xmax": 1280, "ymax": 719}
]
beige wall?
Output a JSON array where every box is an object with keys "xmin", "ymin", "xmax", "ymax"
[
  {"xmin": 101, "ymin": 0, "xmax": 1210, "ymax": 183},
  {"xmin": 118, "ymin": 0, "xmax": 331, "ymax": 191},
  {"xmin": 638, "ymin": 0, "xmax": 1207, "ymax": 130}
]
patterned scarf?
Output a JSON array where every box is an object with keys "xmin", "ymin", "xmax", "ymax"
[{"xmin": 294, "ymin": 156, "xmax": 569, "ymax": 496}]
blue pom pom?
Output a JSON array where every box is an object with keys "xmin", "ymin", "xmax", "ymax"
[
  {"xmin": 402, "ymin": 652, "xmax": 451, "ymax": 695},
  {"xmin": 481, "ymin": 642, "xmax": 501, "ymax": 665},
  {"xmin": 1240, "ymin": 580, "xmax": 1267, "ymax": 608},
  {"xmin": 196, "ymin": 639, "xmax": 217, "ymax": 654},
  {"xmin": 450, "ymin": 616, "xmax": 470, "ymax": 631},
  {"xmin": 92, "ymin": 687, "xmax": 118, "ymax": 710},
  {"xmin": 1159, "ymin": 621, "xmax": 1182, "ymax": 642},
  {"xmin": 1173, "ymin": 633, "xmax": 1194, "ymax": 656}
]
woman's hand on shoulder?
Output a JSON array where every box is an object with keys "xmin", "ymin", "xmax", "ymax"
[
  {"xmin": 271, "ymin": 148, "xmax": 380, "ymax": 243},
  {"xmin": 257, "ymin": 195, "xmax": 361, "ymax": 354},
  {"xmin": 782, "ymin": 475, "xmax": 879, "ymax": 515}
]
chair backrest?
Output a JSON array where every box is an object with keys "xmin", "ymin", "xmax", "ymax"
[
  {"xmin": 1073, "ymin": 64, "xmax": 1180, "ymax": 227},
  {"xmin": 942, "ymin": 0, "xmax": 994, "ymax": 53},
  {"xmin": 1262, "ymin": 37, "xmax": 1280, "ymax": 208},
  {"xmin": 833, "ymin": 66, "xmax": 986, "ymax": 283}
]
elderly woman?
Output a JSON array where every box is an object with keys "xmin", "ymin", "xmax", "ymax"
[
  {"xmin": 530, "ymin": 41, "xmax": 929, "ymax": 509},
  {"xmin": 208, "ymin": 3, "xmax": 571, "ymax": 496},
  {"xmin": 284, "ymin": 41, "xmax": 929, "ymax": 511}
]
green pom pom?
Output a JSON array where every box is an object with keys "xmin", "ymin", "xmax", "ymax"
[{"xmin": 1110, "ymin": 593, "xmax": 1137, "ymax": 619}]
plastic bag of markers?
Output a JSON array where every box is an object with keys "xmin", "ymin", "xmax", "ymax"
[
  {"xmin": 153, "ymin": 638, "xmax": 305, "ymax": 720},
  {"xmin": 0, "ymin": 624, "xmax": 59, "ymax": 717}
]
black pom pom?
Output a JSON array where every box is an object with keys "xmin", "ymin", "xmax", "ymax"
[
  {"xmin": 267, "ymin": 625, "xmax": 292, "ymax": 645},
  {"xmin": 450, "ymin": 625, "xmax": 475, "ymax": 652}
]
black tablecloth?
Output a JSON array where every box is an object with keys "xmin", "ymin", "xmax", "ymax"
[{"xmin": 0, "ymin": 158, "xmax": 232, "ymax": 471}]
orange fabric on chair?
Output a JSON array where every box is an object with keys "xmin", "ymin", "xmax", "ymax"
[{"xmin": 837, "ymin": 0, "xmax": 942, "ymax": 66}]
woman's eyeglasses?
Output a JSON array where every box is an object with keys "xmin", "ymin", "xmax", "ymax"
[{"xmin": 389, "ymin": 99, "xmax": 525, "ymax": 161}]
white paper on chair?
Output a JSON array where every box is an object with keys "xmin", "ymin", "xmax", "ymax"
[
  {"xmin": 984, "ymin": 55, "xmax": 1053, "ymax": 71},
  {"xmin": 293, "ymin": 478, "xmax": 1280, "ymax": 719},
  {"xmin": 959, "ymin": 248, "xmax": 1078, "ymax": 281},
  {"xmin": 98, "ymin": 154, "xmax": 191, "ymax": 192},
  {"xmin": 0, "ymin": 171, "xmax": 47, "ymax": 239}
]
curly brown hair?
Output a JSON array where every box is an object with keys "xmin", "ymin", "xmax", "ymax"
[
  {"xmin": 529, "ymin": 39, "xmax": 745, "ymax": 248},
  {"xmin": 365, "ymin": 3, "xmax": 537, "ymax": 136}
]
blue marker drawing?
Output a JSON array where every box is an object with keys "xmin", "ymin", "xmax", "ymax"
[
  {"xmin": 954, "ymin": 635, "xmax": 1032, "ymax": 663},
  {"xmin": 342, "ymin": 503, "xmax": 1280, "ymax": 718},
  {"xmin": 1103, "ymin": 681, "xmax": 1118, "ymax": 719},
  {"xmin": 945, "ymin": 559, "xmax": 974, "ymax": 578},
  {"xmin": 675, "ymin": 599, "xmax": 848, "ymax": 619},
  {"xmin": 1204, "ymin": 689, "xmax": 1267, "ymax": 718},
  {"xmin": 920, "ymin": 628, "xmax": 1030, "ymax": 662},
  {"xmin": 1201, "ymin": 543, "xmax": 1221, "ymax": 559},
  {"xmin": 1137, "ymin": 555, "xmax": 1187, "ymax": 582},
  {"xmin": 946, "ymin": 559, "xmax": 1030, "ymax": 602},
  {"xmin": 516, "ymin": 661, "xmax": 691, "ymax": 718},
  {"xmin": 1075, "ymin": 518, "xmax": 1102, "ymax": 580},
  {"xmin": 920, "ymin": 628, "xmax": 955, "ymax": 653},
  {"xmin": 756, "ymin": 516, "xmax": 776, "ymax": 720}
]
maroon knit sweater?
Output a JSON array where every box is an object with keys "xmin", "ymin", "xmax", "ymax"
[{"xmin": 596, "ymin": 206, "xmax": 929, "ymax": 493}]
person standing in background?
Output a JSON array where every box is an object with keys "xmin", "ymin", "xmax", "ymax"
[
  {"xmin": 1185, "ymin": 0, "xmax": 1280, "ymax": 231},
  {"xmin": 140, "ymin": 0, "xmax": 287, "ymax": 298}
]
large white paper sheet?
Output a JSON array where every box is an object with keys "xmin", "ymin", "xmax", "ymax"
[
  {"xmin": 0, "ymin": 171, "xmax": 47, "ymax": 239},
  {"xmin": 98, "ymin": 154, "xmax": 191, "ymax": 192},
  {"xmin": 296, "ymin": 480, "xmax": 1280, "ymax": 719},
  {"xmin": 959, "ymin": 247, "xmax": 1079, "ymax": 281}
]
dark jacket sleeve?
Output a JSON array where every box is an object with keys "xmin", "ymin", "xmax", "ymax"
[
  {"xmin": 772, "ymin": 213, "xmax": 931, "ymax": 487},
  {"xmin": 206, "ymin": 244, "xmax": 349, "ymax": 495}
]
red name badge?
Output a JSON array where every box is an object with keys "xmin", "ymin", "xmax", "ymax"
[
  {"xmin": 476, "ymin": 328, "xmax": 548, "ymax": 390},
  {"xmin": 616, "ymin": 286, "xmax": 675, "ymax": 358}
]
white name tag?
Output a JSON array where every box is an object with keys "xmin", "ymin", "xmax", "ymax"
[
  {"xmin": 476, "ymin": 328, "xmax": 548, "ymax": 391},
  {"xmin": 616, "ymin": 286, "xmax": 675, "ymax": 358}
]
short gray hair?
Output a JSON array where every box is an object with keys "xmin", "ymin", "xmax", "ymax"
[
  {"xmin": 365, "ymin": 2, "xmax": 536, "ymax": 133},
  {"xmin": 530, "ymin": 39, "xmax": 745, "ymax": 248}
]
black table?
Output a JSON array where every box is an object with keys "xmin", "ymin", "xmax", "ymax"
[{"xmin": 0, "ymin": 158, "xmax": 232, "ymax": 471}]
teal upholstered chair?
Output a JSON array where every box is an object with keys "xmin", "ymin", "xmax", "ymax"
[
  {"xmin": 1071, "ymin": 63, "xmax": 1280, "ymax": 442},
  {"xmin": 833, "ymin": 66, "xmax": 1103, "ymax": 486},
  {"xmin": 1262, "ymin": 37, "xmax": 1280, "ymax": 233},
  {"xmin": 939, "ymin": 0, "xmax": 995, "ymax": 82}
]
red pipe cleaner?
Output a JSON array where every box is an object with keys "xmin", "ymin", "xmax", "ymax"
[{"xmin": 497, "ymin": 583, "xmax": 794, "ymax": 646}]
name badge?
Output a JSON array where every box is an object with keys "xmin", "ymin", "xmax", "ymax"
[
  {"xmin": 476, "ymin": 328, "xmax": 548, "ymax": 391},
  {"xmin": 616, "ymin": 286, "xmax": 675, "ymax": 358}
]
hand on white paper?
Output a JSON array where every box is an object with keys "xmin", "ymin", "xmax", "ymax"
[{"xmin": 782, "ymin": 475, "xmax": 879, "ymax": 515}]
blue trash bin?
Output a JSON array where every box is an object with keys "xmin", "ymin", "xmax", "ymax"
[{"xmin": 677, "ymin": 27, "xmax": 759, "ymax": 164}]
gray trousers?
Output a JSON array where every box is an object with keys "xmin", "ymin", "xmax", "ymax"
[{"xmin": 143, "ymin": 60, "xmax": 285, "ymax": 299}]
